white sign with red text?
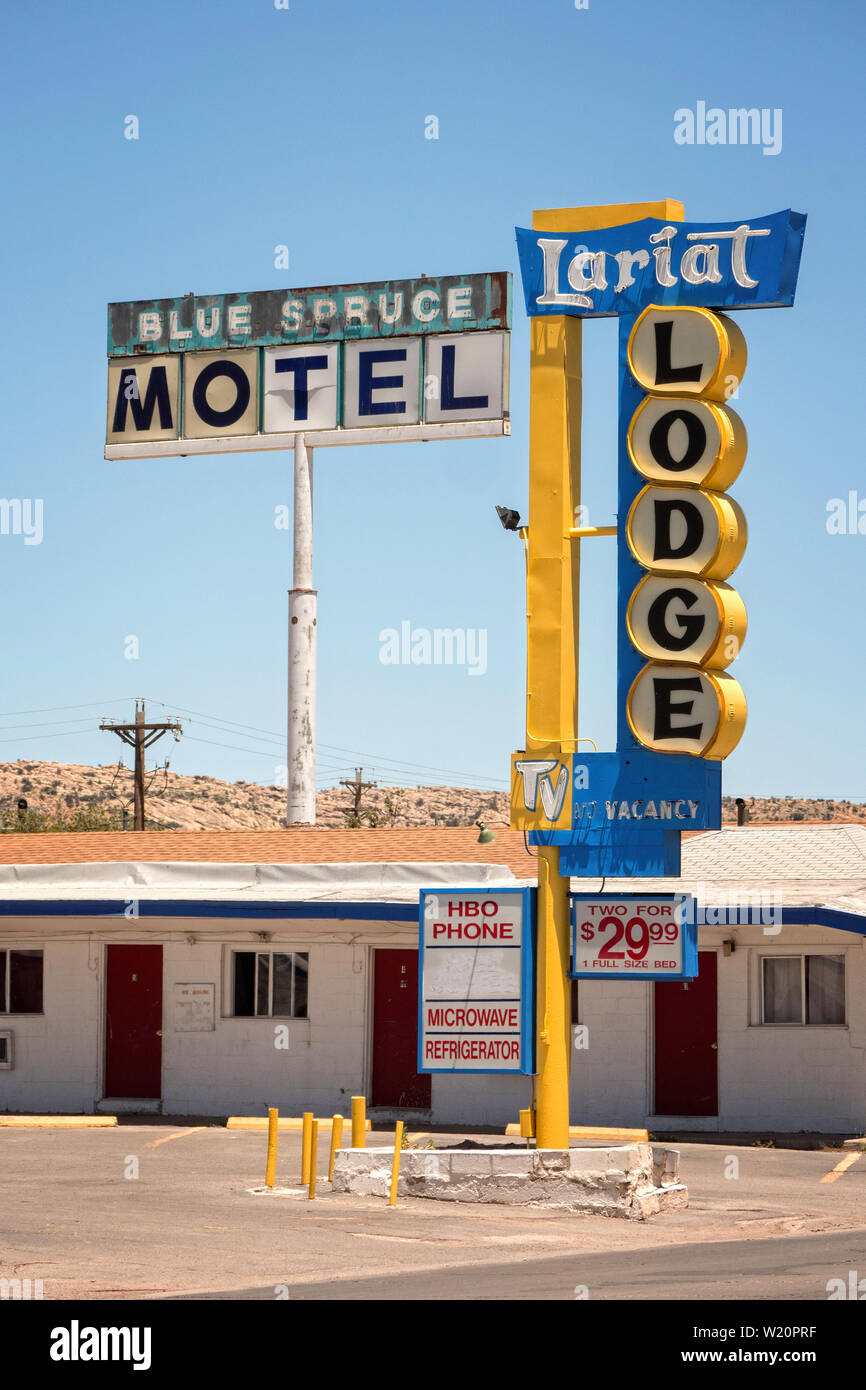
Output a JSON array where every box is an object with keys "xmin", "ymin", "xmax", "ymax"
[
  {"xmin": 419, "ymin": 889, "xmax": 534, "ymax": 1073},
  {"xmin": 570, "ymin": 895, "xmax": 696, "ymax": 980}
]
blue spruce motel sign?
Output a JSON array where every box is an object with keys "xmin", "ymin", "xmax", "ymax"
[
  {"xmin": 511, "ymin": 209, "xmax": 806, "ymax": 879},
  {"xmin": 104, "ymin": 272, "xmax": 511, "ymax": 457}
]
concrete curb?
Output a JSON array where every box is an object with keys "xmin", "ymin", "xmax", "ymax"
[
  {"xmin": 226, "ymin": 1116, "xmax": 371, "ymax": 1131},
  {"xmin": 0, "ymin": 1115, "xmax": 118, "ymax": 1128},
  {"xmin": 333, "ymin": 1142, "xmax": 687, "ymax": 1219},
  {"xmin": 504, "ymin": 1124, "xmax": 650, "ymax": 1142}
]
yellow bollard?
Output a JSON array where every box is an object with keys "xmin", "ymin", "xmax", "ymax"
[
  {"xmin": 301, "ymin": 1111, "xmax": 313, "ymax": 1185},
  {"xmin": 519, "ymin": 1107, "xmax": 535, "ymax": 1149},
  {"xmin": 328, "ymin": 1115, "xmax": 343, "ymax": 1182},
  {"xmin": 308, "ymin": 1120, "xmax": 319, "ymax": 1200},
  {"xmin": 265, "ymin": 1107, "xmax": 279, "ymax": 1187},
  {"xmin": 351, "ymin": 1095, "xmax": 366, "ymax": 1148},
  {"xmin": 389, "ymin": 1121, "xmax": 404, "ymax": 1207}
]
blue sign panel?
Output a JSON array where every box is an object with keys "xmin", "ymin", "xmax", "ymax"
[
  {"xmin": 418, "ymin": 887, "xmax": 536, "ymax": 1075},
  {"xmin": 573, "ymin": 750, "xmax": 719, "ymax": 833},
  {"xmin": 515, "ymin": 210, "xmax": 805, "ymax": 319},
  {"xmin": 559, "ymin": 830, "xmax": 682, "ymax": 879},
  {"xmin": 528, "ymin": 751, "xmax": 719, "ymax": 876},
  {"xmin": 570, "ymin": 894, "xmax": 697, "ymax": 981}
]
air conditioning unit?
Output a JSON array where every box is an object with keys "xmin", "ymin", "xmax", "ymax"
[{"xmin": 0, "ymin": 1031, "xmax": 13, "ymax": 1070}]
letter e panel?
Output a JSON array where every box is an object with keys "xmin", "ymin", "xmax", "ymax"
[{"xmin": 418, "ymin": 887, "xmax": 536, "ymax": 1074}]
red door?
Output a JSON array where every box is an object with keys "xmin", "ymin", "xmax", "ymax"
[
  {"xmin": 654, "ymin": 951, "xmax": 718, "ymax": 1115},
  {"xmin": 371, "ymin": 949, "xmax": 431, "ymax": 1109},
  {"xmin": 104, "ymin": 945, "xmax": 163, "ymax": 1098}
]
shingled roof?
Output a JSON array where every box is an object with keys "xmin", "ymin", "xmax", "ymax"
[
  {"xmin": 0, "ymin": 824, "xmax": 865, "ymax": 911},
  {"xmin": 0, "ymin": 827, "xmax": 537, "ymax": 878}
]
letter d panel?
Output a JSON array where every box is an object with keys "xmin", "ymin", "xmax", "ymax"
[{"xmin": 183, "ymin": 349, "xmax": 259, "ymax": 439}]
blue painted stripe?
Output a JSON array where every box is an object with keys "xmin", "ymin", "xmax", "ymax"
[{"xmin": 0, "ymin": 899, "xmax": 418, "ymax": 921}]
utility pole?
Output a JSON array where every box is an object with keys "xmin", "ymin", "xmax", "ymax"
[
  {"xmin": 287, "ymin": 433, "xmax": 317, "ymax": 825},
  {"xmin": 100, "ymin": 700, "xmax": 182, "ymax": 830},
  {"xmin": 340, "ymin": 767, "xmax": 377, "ymax": 819}
]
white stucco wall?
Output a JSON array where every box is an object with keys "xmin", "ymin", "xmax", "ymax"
[
  {"xmin": 714, "ymin": 924, "xmax": 866, "ymax": 1132},
  {"xmin": 0, "ymin": 935, "xmax": 99, "ymax": 1113},
  {"xmin": 570, "ymin": 978, "xmax": 650, "ymax": 1128},
  {"xmin": 1, "ymin": 915, "xmax": 864, "ymax": 1131},
  {"xmin": 161, "ymin": 937, "xmax": 370, "ymax": 1117},
  {"xmin": 569, "ymin": 924, "xmax": 866, "ymax": 1133}
]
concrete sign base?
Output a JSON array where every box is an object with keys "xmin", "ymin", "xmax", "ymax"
[{"xmin": 332, "ymin": 1143, "xmax": 687, "ymax": 1220}]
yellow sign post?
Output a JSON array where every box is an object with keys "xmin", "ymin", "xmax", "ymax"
[{"xmin": 520, "ymin": 198, "xmax": 685, "ymax": 1150}]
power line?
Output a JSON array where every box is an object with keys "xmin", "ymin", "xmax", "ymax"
[
  {"xmin": 149, "ymin": 697, "xmax": 507, "ymax": 786},
  {"xmin": 144, "ymin": 699, "xmax": 283, "ymax": 741},
  {"xmin": 0, "ymin": 699, "xmax": 133, "ymax": 717},
  {"xmin": 0, "ymin": 729, "xmax": 100, "ymax": 745},
  {"xmin": 183, "ymin": 735, "xmax": 351, "ymax": 773},
  {"xmin": 0, "ymin": 691, "xmax": 507, "ymax": 791},
  {"xmin": 178, "ymin": 718, "xmax": 282, "ymax": 749},
  {"xmin": 319, "ymin": 742, "xmax": 509, "ymax": 784},
  {"xmin": 0, "ymin": 716, "xmax": 100, "ymax": 732}
]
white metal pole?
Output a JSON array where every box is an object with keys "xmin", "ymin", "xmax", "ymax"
[{"xmin": 287, "ymin": 433, "xmax": 317, "ymax": 824}]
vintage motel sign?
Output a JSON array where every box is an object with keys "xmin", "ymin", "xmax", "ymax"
[
  {"xmin": 570, "ymin": 895, "xmax": 697, "ymax": 981},
  {"xmin": 105, "ymin": 271, "xmax": 512, "ymax": 830},
  {"xmin": 511, "ymin": 207, "xmax": 805, "ymax": 877},
  {"xmin": 624, "ymin": 304, "xmax": 749, "ymax": 759},
  {"xmin": 418, "ymin": 888, "xmax": 536, "ymax": 1074},
  {"xmin": 105, "ymin": 273, "xmax": 511, "ymax": 457}
]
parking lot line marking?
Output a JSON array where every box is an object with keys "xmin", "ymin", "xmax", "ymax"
[
  {"xmin": 145, "ymin": 1127, "xmax": 207, "ymax": 1148},
  {"xmin": 820, "ymin": 1151, "xmax": 863, "ymax": 1183}
]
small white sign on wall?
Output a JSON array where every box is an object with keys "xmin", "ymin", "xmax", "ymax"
[{"xmin": 173, "ymin": 982, "xmax": 216, "ymax": 1032}]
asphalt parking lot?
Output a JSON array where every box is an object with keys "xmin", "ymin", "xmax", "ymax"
[{"xmin": 1, "ymin": 1122, "xmax": 864, "ymax": 1300}]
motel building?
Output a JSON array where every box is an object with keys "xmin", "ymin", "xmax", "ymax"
[{"xmin": 0, "ymin": 823, "xmax": 864, "ymax": 1134}]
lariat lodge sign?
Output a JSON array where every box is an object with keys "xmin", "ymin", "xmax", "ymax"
[{"xmin": 511, "ymin": 209, "xmax": 806, "ymax": 878}]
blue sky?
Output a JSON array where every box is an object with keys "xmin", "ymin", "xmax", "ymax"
[{"xmin": 0, "ymin": 0, "xmax": 862, "ymax": 803}]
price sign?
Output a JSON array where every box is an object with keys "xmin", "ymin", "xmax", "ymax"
[{"xmin": 570, "ymin": 894, "xmax": 696, "ymax": 980}]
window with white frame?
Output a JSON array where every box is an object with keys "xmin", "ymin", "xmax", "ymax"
[
  {"xmin": 232, "ymin": 951, "xmax": 308, "ymax": 1018},
  {"xmin": 0, "ymin": 949, "xmax": 43, "ymax": 1014},
  {"xmin": 761, "ymin": 954, "xmax": 845, "ymax": 1025}
]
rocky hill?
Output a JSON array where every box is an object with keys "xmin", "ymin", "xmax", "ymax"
[{"xmin": 0, "ymin": 760, "xmax": 862, "ymax": 832}]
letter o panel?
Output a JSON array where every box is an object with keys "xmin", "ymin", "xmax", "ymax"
[
  {"xmin": 183, "ymin": 349, "xmax": 259, "ymax": 439},
  {"xmin": 627, "ymin": 395, "xmax": 746, "ymax": 490},
  {"xmin": 627, "ymin": 662, "xmax": 747, "ymax": 758},
  {"xmin": 626, "ymin": 485, "xmax": 747, "ymax": 579}
]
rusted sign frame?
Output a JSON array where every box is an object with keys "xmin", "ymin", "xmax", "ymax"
[{"xmin": 108, "ymin": 273, "xmax": 512, "ymax": 356}]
